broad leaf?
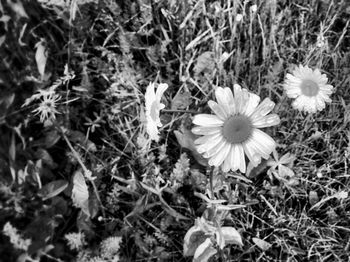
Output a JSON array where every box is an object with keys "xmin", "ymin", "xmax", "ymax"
[
  {"xmin": 171, "ymin": 91, "xmax": 191, "ymax": 110},
  {"xmin": 252, "ymin": 237, "xmax": 271, "ymax": 251},
  {"xmin": 183, "ymin": 226, "xmax": 207, "ymax": 257},
  {"xmin": 72, "ymin": 170, "xmax": 90, "ymax": 216},
  {"xmin": 216, "ymin": 227, "xmax": 243, "ymax": 248},
  {"xmin": 38, "ymin": 180, "xmax": 68, "ymax": 200},
  {"xmin": 193, "ymin": 238, "xmax": 217, "ymax": 262}
]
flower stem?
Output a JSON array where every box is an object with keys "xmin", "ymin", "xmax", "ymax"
[
  {"xmin": 162, "ymin": 109, "xmax": 198, "ymax": 114},
  {"xmin": 209, "ymin": 166, "xmax": 215, "ymax": 199}
]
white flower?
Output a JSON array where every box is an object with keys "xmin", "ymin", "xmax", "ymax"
[
  {"xmin": 145, "ymin": 82, "xmax": 168, "ymax": 141},
  {"xmin": 284, "ymin": 65, "xmax": 334, "ymax": 113},
  {"xmin": 32, "ymin": 92, "xmax": 61, "ymax": 123},
  {"xmin": 192, "ymin": 85, "xmax": 280, "ymax": 173},
  {"xmin": 250, "ymin": 4, "xmax": 257, "ymax": 13}
]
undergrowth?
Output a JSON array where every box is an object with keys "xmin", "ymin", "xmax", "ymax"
[{"xmin": 0, "ymin": 0, "xmax": 350, "ymax": 261}]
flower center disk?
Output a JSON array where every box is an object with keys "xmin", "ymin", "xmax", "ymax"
[
  {"xmin": 300, "ymin": 79, "xmax": 319, "ymax": 97},
  {"xmin": 222, "ymin": 115, "xmax": 253, "ymax": 144}
]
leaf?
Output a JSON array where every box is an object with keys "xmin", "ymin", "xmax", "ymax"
[
  {"xmin": 35, "ymin": 148, "xmax": 56, "ymax": 168},
  {"xmin": 88, "ymin": 190, "xmax": 99, "ymax": 218},
  {"xmin": 35, "ymin": 39, "xmax": 48, "ymax": 80},
  {"xmin": 193, "ymin": 238, "xmax": 217, "ymax": 262},
  {"xmin": 252, "ymin": 237, "xmax": 272, "ymax": 251},
  {"xmin": 183, "ymin": 225, "xmax": 207, "ymax": 257},
  {"xmin": 308, "ymin": 190, "xmax": 319, "ymax": 206},
  {"xmin": 171, "ymin": 91, "xmax": 191, "ymax": 110},
  {"xmin": 72, "ymin": 170, "xmax": 90, "ymax": 216},
  {"xmin": 9, "ymin": 132, "xmax": 16, "ymax": 162},
  {"xmin": 69, "ymin": 130, "xmax": 97, "ymax": 152},
  {"xmin": 217, "ymin": 227, "xmax": 243, "ymax": 248},
  {"xmin": 174, "ymin": 129, "xmax": 207, "ymax": 166},
  {"xmin": 7, "ymin": 0, "xmax": 28, "ymax": 18},
  {"xmin": 44, "ymin": 129, "xmax": 61, "ymax": 148},
  {"xmin": 194, "ymin": 51, "xmax": 215, "ymax": 76},
  {"xmin": 278, "ymin": 165, "xmax": 295, "ymax": 178},
  {"xmin": 38, "ymin": 180, "xmax": 68, "ymax": 200}
]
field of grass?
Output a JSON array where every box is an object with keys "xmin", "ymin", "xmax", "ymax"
[{"xmin": 1, "ymin": 0, "xmax": 350, "ymax": 261}]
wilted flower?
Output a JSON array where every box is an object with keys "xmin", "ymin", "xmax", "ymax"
[
  {"xmin": 284, "ymin": 65, "xmax": 334, "ymax": 113},
  {"xmin": 192, "ymin": 85, "xmax": 280, "ymax": 173},
  {"xmin": 32, "ymin": 92, "xmax": 61, "ymax": 123},
  {"xmin": 145, "ymin": 82, "xmax": 168, "ymax": 141}
]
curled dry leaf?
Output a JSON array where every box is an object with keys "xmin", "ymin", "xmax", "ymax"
[
  {"xmin": 193, "ymin": 238, "xmax": 217, "ymax": 262},
  {"xmin": 35, "ymin": 39, "xmax": 48, "ymax": 80},
  {"xmin": 174, "ymin": 129, "xmax": 207, "ymax": 166},
  {"xmin": 38, "ymin": 180, "xmax": 68, "ymax": 200}
]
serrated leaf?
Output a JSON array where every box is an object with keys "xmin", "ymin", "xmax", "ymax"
[
  {"xmin": 171, "ymin": 91, "xmax": 191, "ymax": 110},
  {"xmin": 38, "ymin": 180, "xmax": 68, "ymax": 200},
  {"xmin": 72, "ymin": 170, "xmax": 90, "ymax": 216},
  {"xmin": 252, "ymin": 237, "xmax": 272, "ymax": 251},
  {"xmin": 193, "ymin": 238, "xmax": 217, "ymax": 262},
  {"xmin": 174, "ymin": 129, "xmax": 207, "ymax": 166},
  {"xmin": 35, "ymin": 40, "xmax": 47, "ymax": 80}
]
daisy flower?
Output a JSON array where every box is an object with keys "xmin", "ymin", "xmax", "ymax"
[
  {"xmin": 192, "ymin": 85, "xmax": 280, "ymax": 173},
  {"xmin": 145, "ymin": 82, "xmax": 168, "ymax": 142},
  {"xmin": 284, "ymin": 65, "xmax": 334, "ymax": 113}
]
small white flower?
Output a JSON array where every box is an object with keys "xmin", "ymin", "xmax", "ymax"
[
  {"xmin": 145, "ymin": 82, "xmax": 168, "ymax": 141},
  {"xmin": 32, "ymin": 93, "xmax": 61, "ymax": 123},
  {"xmin": 284, "ymin": 65, "xmax": 334, "ymax": 113},
  {"xmin": 250, "ymin": 4, "xmax": 257, "ymax": 13},
  {"xmin": 236, "ymin": 14, "xmax": 243, "ymax": 22}
]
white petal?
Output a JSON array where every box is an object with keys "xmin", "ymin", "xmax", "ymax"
[
  {"xmin": 235, "ymin": 144, "xmax": 246, "ymax": 173},
  {"xmin": 250, "ymin": 98, "xmax": 275, "ymax": 122},
  {"xmin": 145, "ymin": 83, "xmax": 156, "ymax": 109},
  {"xmin": 156, "ymin": 83, "xmax": 169, "ymax": 100},
  {"xmin": 192, "ymin": 126, "xmax": 221, "ymax": 136},
  {"xmin": 208, "ymin": 142, "xmax": 231, "ymax": 167},
  {"xmin": 215, "ymin": 87, "xmax": 233, "ymax": 114},
  {"xmin": 203, "ymin": 137, "xmax": 226, "ymax": 158},
  {"xmin": 222, "ymin": 144, "xmax": 233, "ymax": 172},
  {"xmin": 193, "ymin": 114, "xmax": 224, "ymax": 126},
  {"xmin": 252, "ymin": 114, "xmax": 280, "ymax": 128},
  {"xmin": 242, "ymin": 141, "xmax": 262, "ymax": 167},
  {"xmin": 195, "ymin": 132, "xmax": 222, "ymax": 145},
  {"xmin": 208, "ymin": 100, "xmax": 228, "ymax": 120},
  {"xmin": 249, "ymin": 129, "xmax": 276, "ymax": 159},
  {"xmin": 230, "ymin": 144, "xmax": 245, "ymax": 172},
  {"xmin": 196, "ymin": 134, "xmax": 223, "ymax": 154},
  {"xmin": 243, "ymin": 93, "xmax": 260, "ymax": 117}
]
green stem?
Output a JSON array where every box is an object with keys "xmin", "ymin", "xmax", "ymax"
[
  {"xmin": 209, "ymin": 166, "xmax": 215, "ymax": 199},
  {"xmin": 162, "ymin": 109, "xmax": 198, "ymax": 114}
]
